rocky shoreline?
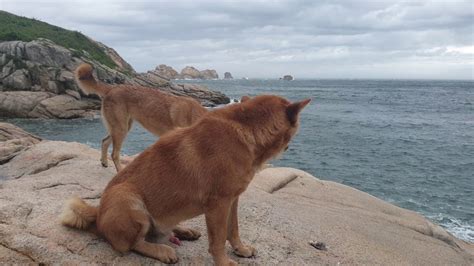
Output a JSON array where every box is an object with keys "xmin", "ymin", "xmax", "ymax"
[
  {"xmin": 0, "ymin": 39, "xmax": 230, "ymax": 119},
  {"xmin": 0, "ymin": 122, "xmax": 473, "ymax": 264}
]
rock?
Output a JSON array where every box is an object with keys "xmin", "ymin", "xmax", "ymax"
[
  {"xmin": 282, "ymin": 75, "xmax": 293, "ymax": 81},
  {"xmin": 170, "ymin": 83, "xmax": 228, "ymax": 107},
  {"xmin": 135, "ymin": 72, "xmax": 170, "ymax": 87},
  {"xmin": 151, "ymin": 64, "xmax": 179, "ymax": 80},
  {"xmin": 65, "ymin": 89, "xmax": 81, "ymax": 100},
  {"xmin": 91, "ymin": 40, "xmax": 135, "ymax": 73},
  {"xmin": 24, "ymin": 39, "xmax": 74, "ymax": 69},
  {"xmin": 0, "ymin": 91, "xmax": 53, "ymax": 118},
  {"xmin": 58, "ymin": 70, "xmax": 74, "ymax": 82},
  {"xmin": 47, "ymin": 81, "xmax": 60, "ymax": 94},
  {"xmin": 0, "ymin": 123, "xmax": 473, "ymax": 265},
  {"xmin": 177, "ymin": 66, "xmax": 219, "ymax": 80},
  {"xmin": 0, "ymin": 122, "xmax": 41, "ymax": 165},
  {"xmin": 199, "ymin": 69, "xmax": 218, "ymax": 80},
  {"xmin": 2, "ymin": 69, "xmax": 31, "ymax": 90},
  {"xmin": 0, "ymin": 91, "xmax": 98, "ymax": 119},
  {"xmin": 0, "ymin": 53, "xmax": 7, "ymax": 66},
  {"xmin": 224, "ymin": 72, "xmax": 233, "ymax": 79},
  {"xmin": 179, "ymin": 66, "xmax": 202, "ymax": 79},
  {"xmin": 0, "ymin": 39, "xmax": 230, "ymax": 118},
  {"xmin": 29, "ymin": 94, "xmax": 100, "ymax": 119}
]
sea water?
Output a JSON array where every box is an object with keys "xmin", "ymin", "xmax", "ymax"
[{"xmin": 3, "ymin": 79, "xmax": 473, "ymax": 242}]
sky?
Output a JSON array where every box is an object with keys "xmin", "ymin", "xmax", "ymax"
[{"xmin": 2, "ymin": 0, "xmax": 473, "ymax": 79}]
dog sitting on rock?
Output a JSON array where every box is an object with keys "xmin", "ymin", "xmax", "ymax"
[{"xmin": 61, "ymin": 95, "xmax": 310, "ymax": 265}]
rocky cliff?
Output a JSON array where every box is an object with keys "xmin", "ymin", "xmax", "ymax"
[
  {"xmin": 0, "ymin": 39, "xmax": 230, "ymax": 119},
  {"xmin": 0, "ymin": 11, "xmax": 229, "ymax": 118},
  {"xmin": 0, "ymin": 122, "xmax": 473, "ymax": 265}
]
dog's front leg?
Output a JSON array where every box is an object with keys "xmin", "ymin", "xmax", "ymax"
[
  {"xmin": 227, "ymin": 197, "xmax": 256, "ymax": 258},
  {"xmin": 205, "ymin": 199, "xmax": 237, "ymax": 266}
]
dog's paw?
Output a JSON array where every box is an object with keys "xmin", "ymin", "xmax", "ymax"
[
  {"xmin": 101, "ymin": 160, "xmax": 108, "ymax": 168},
  {"xmin": 233, "ymin": 244, "xmax": 256, "ymax": 258},
  {"xmin": 158, "ymin": 245, "xmax": 179, "ymax": 264},
  {"xmin": 173, "ymin": 227, "xmax": 201, "ymax": 241},
  {"xmin": 228, "ymin": 259, "xmax": 238, "ymax": 266}
]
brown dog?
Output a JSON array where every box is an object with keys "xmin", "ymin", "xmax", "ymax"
[
  {"xmin": 61, "ymin": 95, "xmax": 310, "ymax": 265},
  {"xmin": 75, "ymin": 63, "xmax": 208, "ymax": 171}
]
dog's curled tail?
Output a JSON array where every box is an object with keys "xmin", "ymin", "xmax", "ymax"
[
  {"xmin": 74, "ymin": 63, "xmax": 111, "ymax": 97},
  {"xmin": 60, "ymin": 197, "xmax": 98, "ymax": 230}
]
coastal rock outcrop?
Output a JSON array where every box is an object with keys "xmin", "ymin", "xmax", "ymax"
[
  {"xmin": 282, "ymin": 75, "xmax": 293, "ymax": 81},
  {"xmin": 0, "ymin": 123, "xmax": 472, "ymax": 265},
  {"xmin": 224, "ymin": 72, "xmax": 233, "ymax": 79},
  {"xmin": 199, "ymin": 69, "xmax": 218, "ymax": 80},
  {"xmin": 177, "ymin": 66, "xmax": 219, "ymax": 80},
  {"xmin": 179, "ymin": 66, "xmax": 202, "ymax": 79},
  {"xmin": 150, "ymin": 64, "xmax": 179, "ymax": 80},
  {"xmin": 0, "ymin": 39, "xmax": 229, "ymax": 118}
]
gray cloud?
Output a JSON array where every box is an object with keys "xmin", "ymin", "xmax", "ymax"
[{"xmin": 2, "ymin": 0, "xmax": 473, "ymax": 79}]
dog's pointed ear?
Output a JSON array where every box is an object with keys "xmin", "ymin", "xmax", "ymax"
[
  {"xmin": 286, "ymin": 98, "xmax": 311, "ymax": 125},
  {"xmin": 241, "ymin": 95, "xmax": 251, "ymax": 102}
]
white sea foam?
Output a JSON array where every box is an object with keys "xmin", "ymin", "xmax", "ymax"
[{"xmin": 428, "ymin": 214, "xmax": 474, "ymax": 243}]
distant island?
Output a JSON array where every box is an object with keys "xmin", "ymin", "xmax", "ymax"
[
  {"xmin": 280, "ymin": 75, "xmax": 294, "ymax": 81},
  {"xmin": 151, "ymin": 64, "xmax": 220, "ymax": 80}
]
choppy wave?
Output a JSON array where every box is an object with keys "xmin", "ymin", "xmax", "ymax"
[{"xmin": 428, "ymin": 214, "xmax": 474, "ymax": 242}]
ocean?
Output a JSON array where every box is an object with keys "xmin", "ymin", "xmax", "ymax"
[{"xmin": 2, "ymin": 79, "xmax": 473, "ymax": 243}]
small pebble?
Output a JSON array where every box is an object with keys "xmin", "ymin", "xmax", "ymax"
[{"xmin": 309, "ymin": 241, "xmax": 327, "ymax": 251}]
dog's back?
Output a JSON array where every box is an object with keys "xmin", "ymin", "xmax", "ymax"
[{"xmin": 102, "ymin": 85, "xmax": 207, "ymax": 136}]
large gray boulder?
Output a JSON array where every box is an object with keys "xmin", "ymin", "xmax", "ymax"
[
  {"xmin": 0, "ymin": 39, "xmax": 230, "ymax": 118},
  {"xmin": 0, "ymin": 123, "xmax": 473, "ymax": 265}
]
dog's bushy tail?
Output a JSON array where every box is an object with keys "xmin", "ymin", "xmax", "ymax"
[
  {"xmin": 60, "ymin": 197, "xmax": 98, "ymax": 230},
  {"xmin": 74, "ymin": 63, "xmax": 111, "ymax": 97}
]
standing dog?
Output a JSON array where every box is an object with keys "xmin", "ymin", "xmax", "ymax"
[
  {"xmin": 75, "ymin": 63, "xmax": 208, "ymax": 171},
  {"xmin": 61, "ymin": 95, "xmax": 310, "ymax": 265}
]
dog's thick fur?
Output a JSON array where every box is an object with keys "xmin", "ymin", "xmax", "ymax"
[
  {"xmin": 61, "ymin": 95, "xmax": 310, "ymax": 265},
  {"xmin": 75, "ymin": 63, "xmax": 208, "ymax": 171}
]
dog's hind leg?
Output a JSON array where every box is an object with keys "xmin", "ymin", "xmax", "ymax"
[
  {"xmin": 128, "ymin": 198, "xmax": 178, "ymax": 263},
  {"xmin": 173, "ymin": 225, "xmax": 201, "ymax": 241},
  {"xmin": 133, "ymin": 238, "xmax": 178, "ymax": 263},
  {"xmin": 101, "ymin": 135, "xmax": 112, "ymax": 167},
  {"xmin": 100, "ymin": 188, "xmax": 178, "ymax": 263}
]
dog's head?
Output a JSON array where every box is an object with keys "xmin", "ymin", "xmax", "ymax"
[{"xmin": 237, "ymin": 95, "xmax": 311, "ymax": 164}]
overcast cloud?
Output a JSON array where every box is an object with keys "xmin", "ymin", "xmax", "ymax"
[{"xmin": 2, "ymin": 0, "xmax": 473, "ymax": 79}]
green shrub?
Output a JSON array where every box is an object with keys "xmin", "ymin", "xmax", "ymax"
[{"xmin": 0, "ymin": 11, "xmax": 117, "ymax": 69}]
